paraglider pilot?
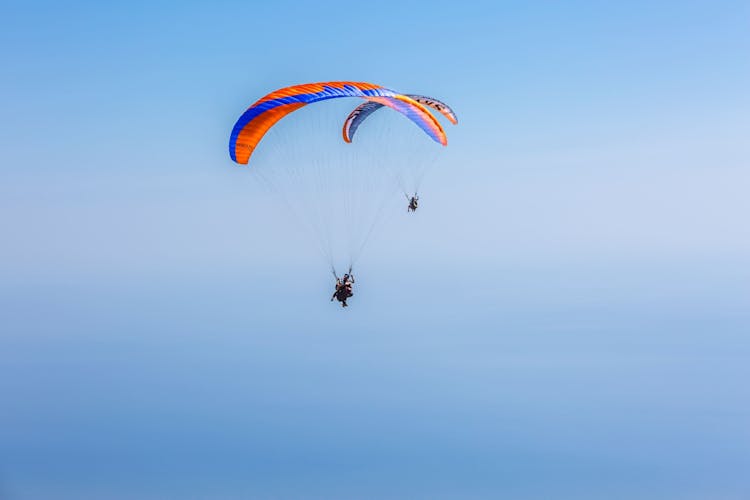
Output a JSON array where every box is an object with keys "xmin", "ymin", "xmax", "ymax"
[
  {"xmin": 407, "ymin": 194, "xmax": 419, "ymax": 212},
  {"xmin": 331, "ymin": 272, "xmax": 355, "ymax": 307}
]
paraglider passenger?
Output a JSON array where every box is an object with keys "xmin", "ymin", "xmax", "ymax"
[
  {"xmin": 408, "ymin": 195, "xmax": 419, "ymax": 212},
  {"xmin": 331, "ymin": 278, "xmax": 343, "ymax": 302}
]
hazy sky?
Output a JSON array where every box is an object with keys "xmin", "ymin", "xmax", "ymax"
[{"xmin": 1, "ymin": 1, "xmax": 749, "ymax": 499}]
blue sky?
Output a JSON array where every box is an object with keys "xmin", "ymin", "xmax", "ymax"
[{"xmin": 1, "ymin": 1, "xmax": 749, "ymax": 498}]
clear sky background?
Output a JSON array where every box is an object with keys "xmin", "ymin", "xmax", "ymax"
[{"xmin": 1, "ymin": 1, "xmax": 749, "ymax": 499}]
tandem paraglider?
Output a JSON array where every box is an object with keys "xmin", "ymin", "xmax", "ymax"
[{"xmin": 331, "ymin": 270, "xmax": 355, "ymax": 308}]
